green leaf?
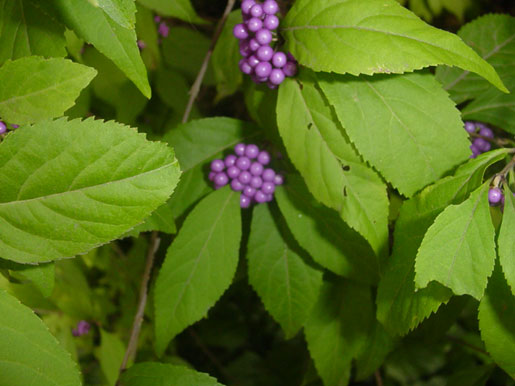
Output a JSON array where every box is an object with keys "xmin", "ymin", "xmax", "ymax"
[
  {"xmin": 121, "ymin": 362, "xmax": 225, "ymax": 386},
  {"xmin": 0, "ymin": 57, "xmax": 96, "ymax": 124},
  {"xmin": 95, "ymin": 329, "xmax": 126, "ymax": 386},
  {"xmin": 415, "ymin": 183, "xmax": 496, "ymax": 300},
  {"xmin": 154, "ymin": 187, "xmax": 241, "ymax": 355},
  {"xmin": 247, "ymin": 204, "xmax": 323, "ymax": 338},
  {"xmin": 11, "ymin": 263, "xmax": 55, "ymax": 297},
  {"xmin": 0, "ymin": 0, "xmax": 67, "ymax": 65},
  {"xmin": 282, "ymin": 0, "xmax": 507, "ymax": 92},
  {"xmin": 304, "ymin": 278, "xmax": 374, "ymax": 386},
  {"xmin": 478, "ymin": 263, "xmax": 515, "ymax": 378},
  {"xmin": 52, "ymin": 0, "xmax": 151, "ymax": 98},
  {"xmin": 355, "ymin": 322, "xmax": 397, "ymax": 380},
  {"xmin": 276, "ymin": 71, "xmax": 389, "ymax": 259},
  {"xmin": 319, "ymin": 72, "xmax": 471, "ymax": 197},
  {"xmin": 136, "ymin": 0, "xmax": 206, "ymax": 24},
  {"xmin": 0, "ymin": 118, "xmax": 181, "ymax": 263},
  {"xmin": 135, "ymin": 3, "xmax": 161, "ymax": 70},
  {"xmin": 499, "ymin": 188, "xmax": 515, "ymax": 295},
  {"xmin": 0, "ymin": 289, "xmax": 81, "ymax": 386},
  {"xmin": 128, "ymin": 203, "xmax": 176, "ymax": 236},
  {"xmin": 275, "ymin": 175, "xmax": 379, "ymax": 284},
  {"xmin": 376, "ymin": 149, "xmax": 509, "ymax": 335},
  {"xmin": 96, "ymin": 0, "xmax": 136, "ymax": 29}
]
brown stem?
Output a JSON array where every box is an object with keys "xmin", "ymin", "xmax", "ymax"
[
  {"xmin": 374, "ymin": 370, "xmax": 384, "ymax": 386},
  {"xmin": 181, "ymin": 0, "xmax": 237, "ymax": 124},
  {"xmin": 116, "ymin": 231, "xmax": 160, "ymax": 384}
]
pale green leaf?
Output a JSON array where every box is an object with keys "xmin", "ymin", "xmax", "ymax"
[
  {"xmin": 247, "ymin": 204, "xmax": 323, "ymax": 338},
  {"xmin": 95, "ymin": 329, "xmax": 126, "ymax": 386},
  {"xmin": 304, "ymin": 278, "xmax": 374, "ymax": 386},
  {"xmin": 0, "ymin": 57, "xmax": 96, "ymax": 124},
  {"xmin": 96, "ymin": 0, "xmax": 136, "ymax": 29},
  {"xmin": 121, "ymin": 362, "xmax": 225, "ymax": 386},
  {"xmin": 275, "ymin": 175, "xmax": 379, "ymax": 284},
  {"xmin": 478, "ymin": 263, "xmax": 515, "ymax": 378},
  {"xmin": 376, "ymin": 149, "xmax": 509, "ymax": 335},
  {"xmin": 415, "ymin": 183, "xmax": 496, "ymax": 299},
  {"xmin": 499, "ymin": 188, "xmax": 515, "ymax": 295},
  {"xmin": 0, "ymin": 0, "xmax": 66, "ymax": 65},
  {"xmin": 136, "ymin": 0, "xmax": 206, "ymax": 24},
  {"xmin": 319, "ymin": 72, "xmax": 471, "ymax": 197},
  {"xmin": 276, "ymin": 71, "xmax": 389, "ymax": 259},
  {"xmin": 11, "ymin": 263, "xmax": 55, "ymax": 297},
  {"xmin": 52, "ymin": 0, "xmax": 151, "ymax": 98},
  {"xmin": 154, "ymin": 187, "xmax": 241, "ymax": 355},
  {"xmin": 282, "ymin": 0, "xmax": 506, "ymax": 92},
  {"xmin": 0, "ymin": 118, "xmax": 181, "ymax": 263},
  {"xmin": 0, "ymin": 289, "xmax": 81, "ymax": 386}
]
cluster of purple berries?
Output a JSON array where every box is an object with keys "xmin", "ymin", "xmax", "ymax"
[
  {"xmin": 465, "ymin": 121, "xmax": 494, "ymax": 158},
  {"xmin": 233, "ymin": 0, "xmax": 298, "ymax": 89},
  {"xmin": 72, "ymin": 320, "xmax": 91, "ymax": 337},
  {"xmin": 488, "ymin": 186, "xmax": 513, "ymax": 207},
  {"xmin": 209, "ymin": 143, "xmax": 284, "ymax": 208}
]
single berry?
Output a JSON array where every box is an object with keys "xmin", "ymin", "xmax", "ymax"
[
  {"xmin": 479, "ymin": 127, "xmax": 494, "ymax": 138},
  {"xmin": 233, "ymin": 23, "xmax": 249, "ymax": 40},
  {"xmin": 235, "ymin": 143, "xmax": 246, "ymax": 156},
  {"xmin": 154, "ymin": 15, "xmax": 162, "ymax": 23},
  {"xmin": 250, "ymin": 4, "xmax": 264, "ymax": 18},
  {"xmin": 72, "ymin": 320, "xmax": 91, "ymax": 337},
  {"xmin": 239, "ymin": 59, "xmax": 253, "ymax": 74},
  {"xmin": 137, "ymin": 40, "xmax": 146, "ymax": 50},
  {"xmin": 225, "ymin": 154, "xmax": 237, "ymax": 167},
  {"xmin": 245, "ymin": 144, "xmax": 260, "ymax": 159},
  {"xmin": 241, "ymin": 0, "xmax": 256, "ymax": 14},
  {"xmin": 158, "ymin": 22, "xmax": 170, "ymax": 37},
  {"xmin": 240, "ymin": 194, "xmax": 252, "ymax": 208},
  {"xmin": 255, "ymin": 29, "xmax": 273, "ymax": 45},
  {"xmin": 262, "ymin": 168, "xmax": 276, "ymax": 181},
  {"xmin": 236, "ymin": 156, "xmax": 251, "ymax": 170},
  {"xmin": 273, "ymin": 174, "xmax": 284, "ymax": 185},
  {"xmin": 464, "ymin": 122, "xmax": 476, "ymax": 133},
  {"xmin": 247, "ymin": 55, "xmax": 260, "ymax": 67},
  {"xmin": 261, "ymin": 181, "xmax": 275, "ymax": 194},
  {"xmin": 243, "ymin": 186, "xmax": 257, "ymax": 197},
  {"xmin": 231, "ymin": 179, "xmax": 244, "ymax": 191},
  {"xmin": 488, "ymin": 187, "xmax": 503, "ymax": 206},
  {"xmin": 269, "ymin": 68, "xmax": 285, "ymax": 85},
  {"xmin": 254, "ymin": 190, "xmax": 267, "ymax": 203},
  {"xmin": 263, "ymin": 15, "xmax": 279, "ymax": 30},
  {"xmin": 283, "ymin": 61, "xmax": 298, "ymax": 77},
  {"xmin": 249, "ymin": 38, "xmax": 261, "ymax": 52},
  {"xmin": 473, "ymin": 137, "xmax": 490, "ymax": 152},
  {"xmin": 262, "ymin": 0, "xmax": 279, "ymax": 15},
  {"xmin": 227, "ymin": 166, "xmax": 240, "ymax": 179},
  {"xmin": 208, "ymin": 172, "xmax": 216, "ymax": 181},
  {"xmin": 211, "ymin": 159, "xmax": 225, "ymax": 172},
  {"xmin": 256, "ymin": 45, "xmax": 274, "ymax": 61},
  {"xmin": 257, "ymin": 150, "xmax": 271, "ymax": 165},
  {"xmin": 250, "ymin": 162, "xmax": 264, "ymax": 176},
  {"xmin": 0, "ymin": 121, "xmax": 6, "ymax": 134},
  {"xmin": 266, "ymin": 194, "xmax": 274, "ymax": 202},
  {"xmin": 469, "ymin": 144, "xmax": 480, "ymax": 158},
  {"xmin": 250, "ymin": 176, "xmax": 263, "ymax": 189},
  {"xmin": 238, "ymin": 171, "xmax": 252, "ymax": 184},
  {"xmin": 255, "ymin": 61, "xmax": 272, "ymax": 78},
  {"xmin": 214, "ymin": 172, "xmax": 229, "ymax": 186},
  {"xmin": 272, "ymin": 52, "xmax": 287, "ymax": 68},
  {"xmin": 247, "ymin": 17, "xmax": 263, "ymax": 32}
]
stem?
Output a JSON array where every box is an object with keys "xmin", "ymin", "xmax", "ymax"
[
  {"xmin": 374, "ymin": 370, "xmax": 384, "ymax": 386},
  {"xmin": 446, "ymin": 334, "xmax": 489, "ymax": 356},
  {"xmin": 181, "ymin": 0, "xmax": 237, "ymax": 124},
  {"xmin": 116, "ymin": 231, "xmax": 160, "ymax": 384},
  {"xmin": 469, "ymin": 132, "xmax": 515, "ymax": 147}
]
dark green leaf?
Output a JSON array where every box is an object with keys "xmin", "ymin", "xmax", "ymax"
[{"xmin": 121, "ymin": 362, "xmax": 225, "ymax": 385}]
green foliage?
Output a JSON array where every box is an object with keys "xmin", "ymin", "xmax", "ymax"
[
  {"xmin": 498, "ymin": 188, "xmax": 515, "ymax": 294},
  {"xmin": 136, "ymin": 0, "xmax": 206, "ymax": 24},
  {"xmin": 96, "ymin": 0, "xmax": 137, "ymax": 30},
  {"xmin": 95, "ymin": 329, "xmax": 126, "ymax": 386},
  {"xmin": 121, "ymin": 362, "xmax": 225, "ymax": 385}
]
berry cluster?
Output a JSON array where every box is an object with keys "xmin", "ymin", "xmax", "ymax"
[
  {"xmin": 465, "ymin": 121, "xmax": 494, "ymax": 158},
  {"xmin": 233, "ymin": 0, "xmax": 298, "ymax": 88},
  {"xmin": 209, "ymin": 143, "xmax": 284, "ymax": 208}
]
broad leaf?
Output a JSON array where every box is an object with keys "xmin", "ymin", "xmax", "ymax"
[
  {"xmin": 52, "ymin": 0, "xmax": 151, "ymax": 98},
  {"xmin": 97, "ymin": 0, "xmax": 136, "ymax": 29},
  {"xmin": 376, "ymin": 149, "xmax": 509, "ymax": 335},
  {"xmin": 319, "ymin": 72, "xmax": 471, "ymax": 197},
  {"xmin": 304, "ymin": 278, "xmax": 374, "ymax": 386},
  {"xmin": 478, "ymin": 263, "xmax": 515, "ymax": 378},
  {"xmin": 128, "ymin": 203, "xmax": 176, "ymax": 237},
  {"xmin": 0, "ymin": 118, "xmax": 181, "ymax": 263},
  {"xmin": 355, "ymin": 322, "xmax": 397, "ymax": 380},
  {"xmin": 0, "ymin": 57, "xmax": 96, "ymax": 124},
  {"xmin": 499, "ymin": 189, "xmax": 515, "ymax": 295},
  {"xmin": 282, "ymin": 0, "xmax": 506, "ymax": 92},
  {"xmin": 136, "ymin": 0, "xmax": 206, "ymax": 24},
  {"xmin": 276, "ymin": 71, "xmax": 389, "ymax": 259},
  {"xmin": 0, "ymin": 289, "xmax": 81, "ymax": 386},
  {"xmin": 11, "ymin": 263, "xmax": 55, "ymax": 297},
  {"xmin": 415, "ymin": 183, "xmax": 496, "ymax": 300},
  {"xmin": 121, "ymin": 362, "xmax": 225, "ymax": 386},
  {"xmin": 95, "ymin": 329, "xmax": 126, "ymax": 386},
  {"xmin": 275, "ymin": 175, "xmax": 379, "ymax": 284},
  {"xmin": 154, "ymin": 187, "xmax": 241, "ymax": 355},
  {"xmin": 247, "ymin": 204, "xmax": 323, "ymax": 338},
  {"xmin": 0, "ymin": 0, "xmax": 66, "ymax": 65}
]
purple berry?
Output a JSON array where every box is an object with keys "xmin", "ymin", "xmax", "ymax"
[
  {"xmin": 72, "ymin": 320, "xmax": 91, "ymax": 337},
  {"xmin": 240, "ymin": 194, "xmax": 252, "ymax": 208},
  {"xmin": 254, "ymin": 190, "xmax": 267, "ymax": 203},
  {"xmin": 11, "ymin": 124, "xmax": 19, "ymax": 129},
  {"xmin": 263, "ymin": 15, "xmax": 279, "ymax": 30},
  {"xmin": 249, "ymin": 38, "xmax": 261, "ymax": 52},
  {"xmin": 243, "ymin": 186, "xmax": 257, "ymax": 197},
  {"xmin": 473, "ymin": 137, "xmax": 491, "ymax": 152},
  {"xmin": 464, "ymin": 122, "xmax": 476, "ymax": 133},
  {"xmin": 250, "ymin": 176, "xmax": 263, "ymax": 189},
  {"xmin": 488, "ymin": 187, "xmax": 503, "ymax": 206},
  {"xmin": 211, "ymin": 159, "xmax": 225, "ymax": 172},
  {"xmin": 261, "ymin": 181, "xmax": 275, "ymax": 194},
  {"xmin": 255, "ymin": 61, "xmax": 272, "ymax": 78},
  {"xmin": 255, "ymin": 29, "xmax": 273, "ymax": 45},
  {"xmin": 154, "ymin": 15, "xmax": 162, "ymax": 23},
  {"xmin": 257, "ymin": 150, "xmax": 270, "ymax": 165},
  {"xmin": 469, "ymin": 144, "xmax": 480, "ymax": 158},
  {"xmin": 245, "ymin": 144, "xmax": 260, "ymax": 159},
  {"xmin": 239, "ymin": 41, "xmax": 252, "ymax": 58},
  {"xmin": 235, "ymin": 143, "xmax": 246, "ymax": 156},
  {"xmin": 269, "ymin": 69, "xmax": 285, "ymax": 85},
  {"xmin": 137, "ymin": 40, "xmax": 146, "ymax": 50},
  {"xmin": 233, "ymin": 23, "xmax": 249, "ymax": 40},
  {"xmin": 479, "ymin": 127, "xmax": 494, "ymax": 138},
  {"xmin": 238, "ymin": 171, "xmax": 252, "ymax": 184},
  {"xmin": 273, "ymin": 174, "xmax": 284, "ymax": 185},
  {"xmin": 267, "ymin": 82, "xmax": 278, "ymax": 89},
  {"xmin": 158, "ymin": 22, "xmax": 170, "ymax": 37},
  {"xmin": 225, "ymin": 154, "xmax": 237, "ymax": 167},
  {"xmin": 250, "ymin": 4, "xmax": 264, "ymax": 18},
  {"xmin": 236, "ymin": 156, "xmax": 251, "ymax": 170},
  {"xmin": 227, "ymin": 166, "xmax": 240, "ymax": 179},
  {"xmin": 271, "ymin": 52, "xmax": 287, "ymax": 68},
  {"xmin": 0, "ymin": 121, "xmax": 6, "ymax": 134},
  {"xmin": 247, "ymin": 55, "xmax": 260, "ymax": 67},
  {"xmin": 231, "ymin": 179, "xmax": 244, "ymax": 191},
  {"xmin": 262, "ymin": 168, "xmax": 275, "ymax": 181},
  {"xmin": 283, "ymin": 61, "xmax": 298, "ymax": 77},
  {"xmin": 208, "ymin": 172, "xmax": 216, "ymax": 181},
  {"xmin": 214, "ymin": 172, "xmax": 229, "ymax": 186},
  {"xmin": 251, "ymin": 74, "xmax": 268, "ymax": 84},
  {"xmin": 262, "ymin": 0, "xmax": 279, "ymax": 15},
  {"xmin": 250, "ymin": 162, "xmax": 264, "ymax": 176},
  {"xmin": 241, "ymin": 0, "xmax": 255, "ymax": 14},
  {"xmin": 239, "ymin": 59, "xmax": 253, "ymax": 74},
  {"xmin": 256, "ymin": 45, "xmax": 274, "ymax": 61},
  {"xmin": 266, "ymin": 194, "xmax": 274, "ymax": 202},
  {"xmin": 247, "ymin": 17, "xmax": 263, "ymax": 32}
]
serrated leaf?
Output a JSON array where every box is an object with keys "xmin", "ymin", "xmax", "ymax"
[
  {"xmin": 96, "ymin": 0, "xmax": 136, "ymax": 29},
  {"xmin": 121, "ymin": 362, "xmax": 225, "ymax": 386},
  {"xmin": 415, "ymin": 183, "xmax": 496, "ymax": 299},
  {"xmin": 319, "ymin": 72, "xmax": 471, "ymax": 197},
  {"xmin": 376, "ymin": 149, "xmax": 509, "ymax": 335},
  {"xmin": 247, "ymin": 204, "xmax": 323, "ymax": 338},
  {"xmin": 0, "ymin": 57, "xmax": 96, "ymax": 124},
  {"xmin": 499, "ymin": 188, "xmax": 515, "ymax": 295},
  {"xmin": 154, "ymin": 187, "xmax": 241, "ymax": 355},
  {"xmin": 275, "ymin": 175, "xmax": 379, "ymax": 284},
  {"xmin": 276, "ymin": 71, "xmax": 389, "ymax": 259},
  {"xmin": 282, "ymin": 0, "xmax": 506, "ymax": 92},
  {"xmin": 127, "ymin": 203, "xmax": 176, "ymax": 237},
  {"xmin": 0, "ymin": 289, "xmax": 81, "ymax": 386},
  {"xmin": 95, "ymin": 329, "xmax": 126, "ymax": 386},
  {"xmin": 0, "ymin": 118, "xmax": 181, "ymax": 263},
  {"xmin": 304, "ymin": 278, "xmax": 374, "ymax": 386},
  {"xmin": 136, "ymin": 0, "xmax": 206, "ymax": 24},
  {"xmin": 478, "ymin": 263, "xmax": 515, "ymax": 378},
  {"xmin": 0, "ymin": 0, "xmax": 67, "ymax": 66},
  {"xmin": 52, "ymin": 0, "xmax": 151, "ymax": 98}
]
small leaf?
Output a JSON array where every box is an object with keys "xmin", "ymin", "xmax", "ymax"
[
  {"xmin": 479, "ymin": 263, "xmax": 515, "ymax": 378},
  {"xmin": 0, "ymin": 57, "xmax": 96, "ymax": 124},
  {"xmin": 95, "ymin": 329, "xmax": 126, "ymax": 386},
  {"xmin": 282, "ymin": 0, "xmax": 506, "ymax": 92},
  {"xmin": 415, "ymin": 183, "xmax": 496, "ymax": 299},
  {"xmin": 499, "ymin": 188, "xmax": 515, "ymax": 295},
  {"xmin": 0, "ymin": 118, "xmax": 181, "ymax": 263},
  {"xmin": 319, "ymin": 72, "xmax": 471, "ymax": 197},
  {"xmin": 136, "ymin": 0, "xmax": 206, "ymax": 24},
  {"xmin": 0, "ymin": 289, "xmax": 81, "ymax": 386},
  {"xmin": 97, "ymin": 0, "xmax": 136, "ymax": 29},
  {"xmin": 247, "ymin": 204, "xmax": 323, "ymax": 338},
  {"xmin": 121, "ymin": 362, "xmax": 225, "ymax": 386},
  {"xmin": 154, "ymin": 187, "xmax": 241, "ymax": 355}
]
